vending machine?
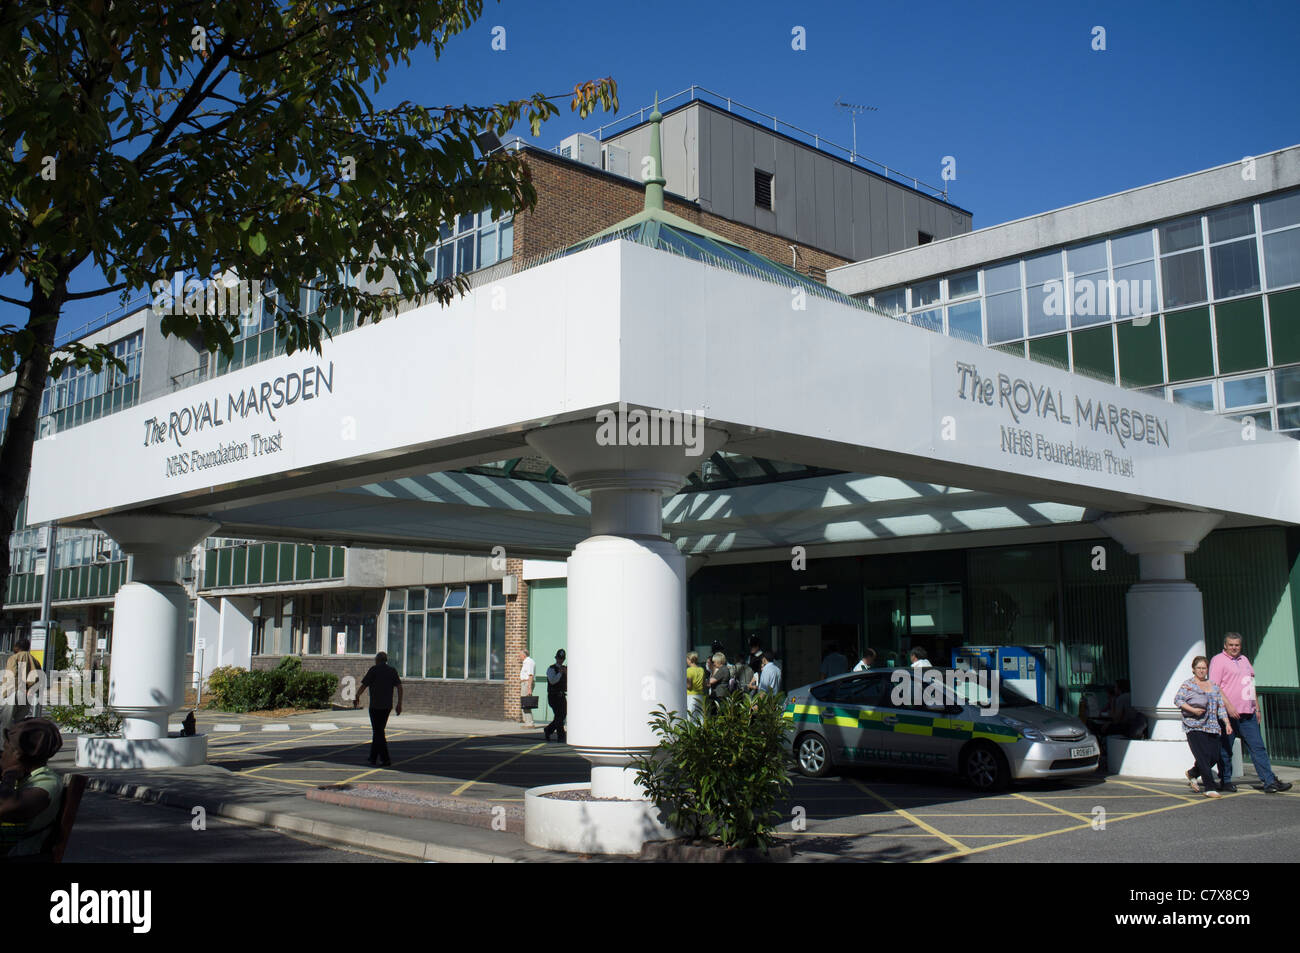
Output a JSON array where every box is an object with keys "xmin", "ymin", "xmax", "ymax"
[{"xmin": 951, "ymin": 645, "xmax": 1056, "ymax": 708}]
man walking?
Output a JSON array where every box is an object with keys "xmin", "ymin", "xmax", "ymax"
[
  {"xmin": 519, "ymin": 649, "xmax": 536, "ymax": 728},
  {"xmin": 1210, "ymin": 633, "xmax": 1291, "ymax": 793},
  {"xmin": 544, "ymin": 649, "xmax": 567, "ymax": 743},
  {"xmin": 354, "ymin": 651, "xmax": 402, "ymax": 767}
]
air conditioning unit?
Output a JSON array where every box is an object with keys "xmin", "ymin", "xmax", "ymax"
[
  {"xmin": 602, "ymin": 144, "xmax": 631, "ymax": 178},
  {"xmin": 559, "ymin": 133, "xmax": 601, "ymax": 168}
]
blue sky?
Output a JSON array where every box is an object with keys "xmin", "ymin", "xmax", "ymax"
[{"xmin": 44, "ymin": 0, "xmax": 1300, "ymax": 337}]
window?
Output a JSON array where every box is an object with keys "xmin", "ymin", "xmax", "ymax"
[
  {"xmin": 1161, "ymin": 251, "xmax": 1207, "ymax": 309},
  {"xmin": 983, "ymin": 261, "xmax": 1023, "ymax": 344},
  {"xmin": 1222, "ymin": 374, "xmax": 1269, "ymax": 410},
  {"xmin": 834, "ymin": 674, "xmax": 890, "ymax": 705},
  {"xmin": 947, "ymin": 299, "xmax": 982, "ymax": 343},
  {"xmin": 947, "ymin": 270, "xmax": 979, "ymax": 299},
  {"xmin": 385, "ymin": 584, "xmax": 506, "ymax": 681},
  {"xmin": 869, "ymin": 288, "xmax": 905, "ymax": 317},
  {"xmin": 1171, "ymin": 383, "xmax": 1214, "ymax": 411},
  {"xmin": 754, "ymin": 169, "xmax": 774, "ymax": 211},
  {"xmin": 910, "ymin": 280, "xmax": 941, "ymax": 309},
  {"xmin": 1159, "ymin": 217, "xmax": 1203, "ymax": 254},
  {"xmin": 917, "ymin": 231, "xmax": 933, "ymax": 245}
]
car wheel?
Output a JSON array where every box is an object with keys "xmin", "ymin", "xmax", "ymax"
[
  {"xmin": 796, "ymin": 732, "xmax": 834, "ymax": 778},
  {"xmin": 962, "ymin": 742, "xmax": 1010, "ymax": 792}
]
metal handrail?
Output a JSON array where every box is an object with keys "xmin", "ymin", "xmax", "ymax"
[
  {"xmin": 556, "ymin": 85, "xmax": 951, "ymax": 203},
  {"xmin": 54, "ymin": 293, "xmax": 151, "ymax": 347}
]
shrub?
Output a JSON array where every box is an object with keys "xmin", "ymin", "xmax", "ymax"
[
  {"xmin": 46, "ymin": 703, "xmax": 124, "ymax": 735},
  {"xmin": 208, "ymin": 658, "xmax": 337, "ymax": 712},
  {"xmin": 205, "ymin": 665, "xmax": 246, "ymax": 709},
  {"xmin": 630, "ymin": 690, "xmax": 794, "ymax": 850}
]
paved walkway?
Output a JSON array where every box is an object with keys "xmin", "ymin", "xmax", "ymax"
[{"xmin": 52, "ymin": 708, "xmax": 1300, "ymax": 863}]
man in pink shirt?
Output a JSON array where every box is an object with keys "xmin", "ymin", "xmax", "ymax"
[{"xmin": 1209, "ymin": 633, "xmax": 1291, "ymax": 793}]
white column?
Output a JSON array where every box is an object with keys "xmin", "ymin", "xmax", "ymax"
[
  {"xmin": 94, "ymin": 515, "xmax": 219, "ymax": 740},
  {"xmin": 522, "ymin": 416, "xmax": 727, "ymax": 851},
  {"xmin": 194, "ymin": 596, "xmax": 221, "ymax": 687},
  {"xmin": 1097, "ymin": 510, "xmax": 1222, "ymax": 777},
  {"xmin": 218, "ymin": 596, "xmax": 255, "ymax": 670}
]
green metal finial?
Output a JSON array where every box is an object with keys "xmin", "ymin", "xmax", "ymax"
[{"xmin": 645, "ymin": 91, "xmax": 666, "ymax": 211}]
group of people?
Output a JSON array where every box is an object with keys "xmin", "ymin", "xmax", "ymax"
[
  {"xmin": 686, "ymin": 635, "xmax": 783, "ymax": 714},
  {"xmin": 1175, "ymin": 633, "xmax": 1291, "ymax": 797}
]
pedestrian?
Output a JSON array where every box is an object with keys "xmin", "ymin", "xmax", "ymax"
[
  {"xmin": 852, "ymin": 648, "xmax": 877, "ymax": 673},
  {"xmin": 1, "ymin": 639, "xmax": 41, "ymax": 738},
  {"xmin": 909, "ymin": 647, "xmax": 932, "ymax": 670},
  {"xmin": 353, "ymin": 651, "xmax": 402, "ymax": 767},
  {"xmin": 686, "ymin": 651, "xmax": 705, "ymax": 717},
  {"xmin": 755, "ymin": 651, "xmax": 783, "ymax": 694},
  {"xmin": 819, "ymin": 642, "xmax": 848, "ymax": 679},
  {"xmin": 518, "ymin": 649, "xmax": 537, "ymax": 728},
  {"xmin": 1210, "ymin": 633, "xmax": 1292, "ymax": 793},
  {"xmin": 544, "ymin": 649, "xmax": 567, "ymax": 743},
  {"xmin": 0, "ymin": 717, "xmax": 65, "ymax": 859},
  {"xmin": 1176, "ymin": 656, "xmax": 1232, "ymax": 798},
  {"xmin": 707, "ymin": 652, "xmax": 731, "ymax": 707}
]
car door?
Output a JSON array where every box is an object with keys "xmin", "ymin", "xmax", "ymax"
[
  {"xmin": 881, "ymin": 668, "xmax": 963, "ymax": 772},
  {"xmin": 829, "ymin": 673, "xmax": 895, "ymax": 766}
]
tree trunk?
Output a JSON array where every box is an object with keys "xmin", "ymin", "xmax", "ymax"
[{"xmin": 0, "ymin": 280, "xmax": 66, "ymax": 611}]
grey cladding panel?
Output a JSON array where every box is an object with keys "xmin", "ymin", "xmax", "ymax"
[
  {"xmin": 852, "ymin": 175, "xmax": 872, "ymax": 260},
  {"xmin": 834, "ymin": 163, "xmax": 854, "ymax": 254},
  {"xmin": 869, "ymin": 178, "xmax": 890, "ymax": 255},
  {"xmin": 903, "ymin": 194, "xmax": 920, "ymax": 249},
  {"xmin": 887, "ymin": 187, "xmax": 906, "ymax": 252},
  {"xmin": 731, "ymin": 120, "xmax": 756, "ymax": 228},
  {"xmin": 813, "ymin": 153, "xmax": 838, "ymax": 252},
  {"xmin": 708, "ymin": 110, "xmax": 735, "ymax": 221},
  {"xmin": 793, "ymin": 146, "xmax": 817, "ymax": 246},
  {"xmin": 773, "ymin": 139, "xmax": 797, "ymax": 237}
]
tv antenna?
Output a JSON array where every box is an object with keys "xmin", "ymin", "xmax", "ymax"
[{"xmin": 834, "ymin": 98, "xmax": 878, "ymax": 164}]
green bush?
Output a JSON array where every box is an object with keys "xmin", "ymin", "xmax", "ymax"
[
  {"xmin": 46, "ymin": 703, "xmax": 123, "ymax": 735},
  {"xmin": 205, "ymin": 665, "xmax": 246, "ymax": 709},
  {"xmin": 208, "ymin": 658, "xmax": 337, "ymax": 712},
  {"xmin": 49, "ymin": 626, "xmax": 69, "ymax": 672},
  {"xmin": 630, "ymin": 690, "xmax": 794, "ymax": 850}
]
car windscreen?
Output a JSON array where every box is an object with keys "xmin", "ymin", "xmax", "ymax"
[{"xmin": 896, "ymin": 669, "xmax": 1037, "ymax": 708}]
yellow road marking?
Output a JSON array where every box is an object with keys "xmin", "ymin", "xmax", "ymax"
[
  {"xmin": 231, "ymin": 727, "xmax": 380, "ymax": 768},
  {"xmin": 1011, "ymin": 791, "xmax": 1090, "ymax": 822},
  {"xmin": 788, "ymin": 831, "xmax": 1020, "ymax": 839},
  {"xmin": 1113, "ymin": 779, "xmax": 1199, "ymax": 802},
  {"xmin": 340, "ymin": 735, "xmax": 474, "ymax": 785},
  {"xmin": 849, "ymin": 779, "xmax": 969, "ymax": 855},
  {"xmin": 451, "ymin": 742, "xmax": 547, "ymax": 797},
  {"xmin": 911, "ymin": 811, "xmax": 1132, "ymax": 818},
  {"xmin": 922, "ymin": 786, "xmax": 1220, "ymax": 862}
]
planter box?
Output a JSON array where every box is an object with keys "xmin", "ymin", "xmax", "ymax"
[{"xmin": 639, "ymin": 837, "xmax": 794, "ymax": 863}]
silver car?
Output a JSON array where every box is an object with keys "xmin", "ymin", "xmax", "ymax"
[{"xmin": 783, "ymin": 667, "xmax": 1100, "ymax": 791}]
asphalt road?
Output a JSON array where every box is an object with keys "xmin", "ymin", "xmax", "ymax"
[{"xmin": 62, "ymin": 790, "xmax": 399, "ymax": 863}]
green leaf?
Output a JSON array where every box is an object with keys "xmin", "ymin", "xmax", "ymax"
[{"xmin": 248, "ymin": 232, "xmax": 268, "ymax": 256}]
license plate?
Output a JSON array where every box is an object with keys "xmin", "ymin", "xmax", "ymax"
[{"xmin": 1071, "ymin": 745, "xmax": 1098, "ymax": 759}]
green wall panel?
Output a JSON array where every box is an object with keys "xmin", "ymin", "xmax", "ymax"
[
  {"xmin": 1117, "ymin": 317, "xmax": 1164, "ymax": 387},
  {"xmin": 993, "ymin": 341, "xmax": 1026, "ymax": 358},
  {"xmin": 217, "ymin": 549, "xmax": 232, "ymax": 588},
  {"xmin": 1215, "ymin": 296, "xmax": 1267, "ymax": 373},
  {"xmin": 1071, "ymin": 325, "xmax": 1115, "ymax": 381},
  {"xmin": 262, "ymin": 543, "xmax": 278, "ymax": 583},
  {"xmin": 312, "ymin": 544, "xmax": 331, "ymax": 580},
  {"xmin": 232, "ymin": 547, "xmax": 247, "ymax": 587},
  {"xmin": 295, "ymin": 544, "xmax": 312, "ymax": 581},
  {"xmin": 331, "ymin": 546, "xmax": 346, "ymax": 578},
  {"xmin": 527, "ymin": 580, "xmax": 568, "ymax": 726},
  {"xmin": 246, "ymin": 545, "xmax": 262, "ymax": 585},
  {"xmin": 1028, "ymin": 334, "xmax": 1069, "ymax": 369},
  {"xmin": 1269, "ymin": 289, "xmax": 1300, "ymax": 366},
  {"xmin": 1165, "ymin": 307, "xmax": 1214, "ymax": 381},
  {"xmin": 279, "ymin": 543, "xmax": 295, "ymax": 582}
]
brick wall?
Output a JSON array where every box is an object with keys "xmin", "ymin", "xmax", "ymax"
[
  {"xmin": 502, "ymin": 557, "xmax": 530, "ymax": 722},
  {"xmin": 516, "ymin": 150, "xmax": 849, "ymax": 277},
  {"xmin": 252, "ymin": 655, "xmax": 508, "ymax": 721}
]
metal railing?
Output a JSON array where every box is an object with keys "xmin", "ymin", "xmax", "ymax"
[
  {"xmin": 560, "ymin": 85, "xmax": 951, "ymax": 203},
  {"xmin": 54, "ymin": 293, "xmax": 151, "ymax": 348}
]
